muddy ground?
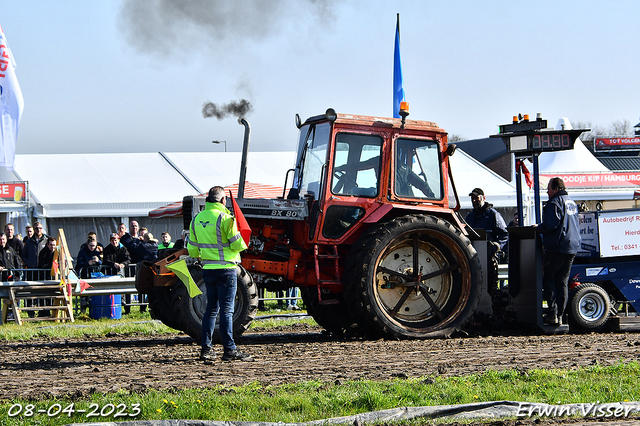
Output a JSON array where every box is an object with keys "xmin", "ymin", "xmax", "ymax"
[{"xmin": 2, "ymin": 323, "xmax": 640, "ymax": 402}]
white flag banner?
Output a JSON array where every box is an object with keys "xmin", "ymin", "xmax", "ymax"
[{"xmin": 0, "ymin": 25, "xmax": 24, "ymax": 171}]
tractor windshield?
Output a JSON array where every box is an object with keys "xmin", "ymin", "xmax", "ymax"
[
  {"xmin": 331, "ymin": 133, "xmax": 382, "ymax": 197},
  {"xmin": 293, "ymin": 122, "xmax": 331, "ymax": 200},
  {"xmin": 394, "ymin": 138, "xmax": 443, "ymax": 200}
]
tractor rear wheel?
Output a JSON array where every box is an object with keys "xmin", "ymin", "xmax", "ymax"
[
  {"xmin": 344, "ymin": 215, "xmax": 482, "ymax": 339},
  {"xmin": 171, "ymin": 265, "xmax": 258, "ymax": 342},
  {"xmin": 568, "ymin": 283, "xmax": 610, "ymax": 330}
]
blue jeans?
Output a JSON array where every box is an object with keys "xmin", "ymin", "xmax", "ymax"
[
  {"xmin": 287, "ymin": 287, "xmax": 298, "ymax": 306},
  {"xmin": 201, "ymin": 268, "xmax": 237, "ymax": 351}
]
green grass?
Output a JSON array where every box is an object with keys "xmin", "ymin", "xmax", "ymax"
[
  {"xmin": 0, "ymin": 294, "xmax": 309, "ymax": 341},
  {"xmin": 1, "ymin": 362, "xmax": 639, "ymax": 425},
  {"xmin": 2, "ymin": 302, "xmax": 638, "ymax": 425}
]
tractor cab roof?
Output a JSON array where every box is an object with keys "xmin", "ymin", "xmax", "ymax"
[{"xmin": 302, "ymin": 109, "xmax": 446, "ymax": 135}]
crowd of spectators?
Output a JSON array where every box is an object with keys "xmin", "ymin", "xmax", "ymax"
[{"xmin": 0, "ymin": 220, "xmax": 177, "ymax": 317}]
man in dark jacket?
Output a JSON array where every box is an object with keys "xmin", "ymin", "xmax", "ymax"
[
  {"xmin": 76, "ymin": 239, "xmax": 103, "ymax": 279},
  {"xmin": 103, "ymin": 233, "xmax": 131, "ymax": 275},
  {"xmin": 465, "ymin": 188, "xmax": 509, "ymax": 292},
  {"xmin": 465, "ymin": 188, "xmax": 509, "ymax": 253},
  {"xmin": 23, "ymin": 222, "xmax": 48, "ymax": 280},
  {"xmin": 4, "ymin": 223, "xmax": 24, "ymax": 267},
  {"xmin": 0, "ymin": 232, "xmax": 20, "ymax": 281},
  {"xmin": 534, "ymin": 177, "xmax": 580, "ymax": 326}
]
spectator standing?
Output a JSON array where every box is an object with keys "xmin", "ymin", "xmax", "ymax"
[
  {"xmin": 158, "ymin": 232, "xmax": 174, "ymax": 250},
  {"xmin": 286, "ymin": 287, "xmax": 300, "ymax": 310},
  {"xmin": 37, "ymin": 237, "xmax": 57, "ymax": 317},
  {"xmin": 117, "ymin": 223, "xmax": 127, "ymax": 238},
  {"xmin": 533, "ymin": 177, "xmax": 581, "ymax": 326},
  {"xmin": 76, "ymin": 238, "xmax": 103, "ymax": 278},
  {"xmin": 37, "ymin": 237, "xmax": 57, "ymax": 271},
  {"xmin": 103, "ymin": 233, "xmax": 131, "ymax": 275},
  {"xmin": 129, "ymin": 220, "xmax": 140, "ymax": 239},
  {"xmin": 173, "ymin": 230, "xmax": 187, "ymax": 250},
  {"xmin": 0, "ymin": 232, "xmax": 20, "ymax": 281},
  {"xmin": 23, "ymin": 222, "xmax": 48, "ymax": 277},
  {"xmin": 4, "ymin": 223, "xmax": 24, "ymax": 267},
  {"xmin": 23, "ymin": 225, "xmax": 34, "ymax": 243}
]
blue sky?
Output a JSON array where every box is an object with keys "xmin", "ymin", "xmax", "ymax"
[{"xmin": 3, "ymin": 0, "xmax": 639, "ymax": 154}]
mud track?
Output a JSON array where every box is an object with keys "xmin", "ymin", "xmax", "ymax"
[{"xmin": 2, "ymin": 323, "xmax": 640, "ymax": 401}]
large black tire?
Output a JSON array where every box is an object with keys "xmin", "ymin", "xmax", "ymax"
[
  {"xmin": 300, "ymin": 287, "xmax": 359, "ymax": 336},
  {"xmin": 568, "ymin": 283, "xmax": 611, "ymax": 330},
  {"xmin": 343, "ymin": 215, "xmax": 482, "ymax": 339},
  {"xmin": 148, "ymin": 286, "xmax": 181, "ymax": 330},
  {"xmin": 171, "ymin": 265, "xmax": 259, "ymax": 342}
]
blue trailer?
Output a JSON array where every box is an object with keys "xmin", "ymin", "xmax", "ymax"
[{"xmin": 568, "ymin": 209, "xmax": 640, "ymax": 331}]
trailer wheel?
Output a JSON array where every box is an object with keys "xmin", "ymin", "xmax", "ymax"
[
  {"xmin": 300, "ymin": 287, "xmax": 359, "ymax": 336},
  {"xmin": 568, "ymin": 283, "xmax": 610, "ymax": 330},
  {"xmin": 343, "ymin": 215, "xmax": 482, "ymax": 339},
  {"xmin": 171, "ymin": 265, "xmax": 258, "ymax": 342}
]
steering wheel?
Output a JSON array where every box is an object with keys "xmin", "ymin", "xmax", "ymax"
[{"xmin": 333, "ymin": 170, "xmax": 358, "ymax": 193}]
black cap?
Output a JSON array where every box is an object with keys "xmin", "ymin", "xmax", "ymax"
[{"xmin": 469, "ymin": 188, "xmax": 484, "ymax": 197}]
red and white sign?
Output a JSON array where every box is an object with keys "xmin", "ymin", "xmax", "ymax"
[
  {"xmin": 595, "ymin": 137, "xmax": 640, "ymax": 151},
  {"xmin": 540, "ymin": 173, "xmax": 640, "ymax": 189},
  {"xmin": 0, "ymin": 182, "xmax": 25, "ymax": 202}
]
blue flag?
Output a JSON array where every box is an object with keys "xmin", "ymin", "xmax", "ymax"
[{"xmin": 393, "ymin": 14, "xmax": 405, "ymax": 119}]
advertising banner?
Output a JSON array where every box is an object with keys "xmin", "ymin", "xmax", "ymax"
[
  {"xmin": 0, "ymin": 182, "xmax": 26, "ymax": 202},
  {"xmin": 540, "ymin": 173, "xmax": 640, "ymax": 189},
  {"xmin": 595, "ymin": 137, "xmax": 640, "ymax": 151},
  {"xmin": 577, "ymin": 212, "xmax": 599, "ymax": 257},
  {"xmin": 597, "ymin": 210, "xmax": 640, "ymax": 258}
]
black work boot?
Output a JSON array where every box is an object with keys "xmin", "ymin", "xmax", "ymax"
[
  {"xmin": 542, "ymin": 312, "xmax": 559, "ymax": 325},
  {"xmin": 222, "ymin": 349, "xmax": 252, "ymax": 361},
  {"xmin": 200, "ymin": 347, "xmax": 216, "ymax": 363}
]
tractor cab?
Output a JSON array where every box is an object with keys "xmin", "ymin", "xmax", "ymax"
[{"xmin": 288, "ymin": 108, "xmax": 457, "ymax": 246}]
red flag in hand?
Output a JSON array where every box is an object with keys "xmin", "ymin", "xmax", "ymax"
[{"xmin": 229, "ymin": 191, "xmax": 252, "ymax": 245}]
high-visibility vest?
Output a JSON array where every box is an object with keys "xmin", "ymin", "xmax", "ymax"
[
  {"xmin": 158, "ymin": 242, "xmax": 174, "ymax": 250},
  {"xmin": 187, "ymin": 201, "xmax": 247, "ymax": 270}
]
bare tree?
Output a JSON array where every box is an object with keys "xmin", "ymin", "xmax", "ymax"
[
  {"xmin": 572, "ymin": 120, "xmax": 634, "ymax": 152},
  {"xmin": 448, "ymin": 134, "xmax": 467, "ymax": 143}
]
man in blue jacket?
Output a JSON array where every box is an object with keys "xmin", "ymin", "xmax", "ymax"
[
  {"xmin": 534, "ymin": 177, "xmax": 580, "ymax": 326},
  {"xmin": 465, "ymin": 188, "xmax": 509, "ymax": 291}
]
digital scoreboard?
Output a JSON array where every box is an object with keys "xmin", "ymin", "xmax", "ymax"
[{"xmin": 491, "ymin": 115, "xmax": 589, "ymax": 155}]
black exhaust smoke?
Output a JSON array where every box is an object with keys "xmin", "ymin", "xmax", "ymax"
[{"xmin": 202, "ymin": 99, "xmax": 253, "ymax": 120}]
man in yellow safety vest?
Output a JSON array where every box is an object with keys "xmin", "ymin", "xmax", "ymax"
[{"xmin": 188, "ymin": 186, "xmax": 250, "ymax": 362}]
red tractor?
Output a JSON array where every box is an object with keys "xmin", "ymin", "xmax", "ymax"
[{"xmin": 137, "ymin": 108, "xmax": 483, "ymax": 340}]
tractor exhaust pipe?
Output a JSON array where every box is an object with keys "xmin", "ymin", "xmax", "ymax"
[{"xmin": 237, "ymin": 117, "xmax": 251, "ymax": 199}]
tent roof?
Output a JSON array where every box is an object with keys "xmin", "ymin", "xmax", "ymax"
[
  {"xmin": 4, "ymin": 151, "xmax": 296, "ymax": 218},
  {"xmin": 536, "ymin": 139, "xmax": 610, "ymax": 173},
  {"xmin": 149, "ymin": 181, "xmax": 286, "ymax": 218},
  {"xmin": 449, "ymin": 149, "xmax": 516, "ymax": 208},
  {"xmin": 12, "ymin": 153, "xmax": 199, "ymax": 217},
  {"xmin": 2, "ymin": 150, "xmax": 518, "ymax": 218},
  {"xmin": 162, "ymin": 152, "xmax": 296, "ymax": 193}
]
